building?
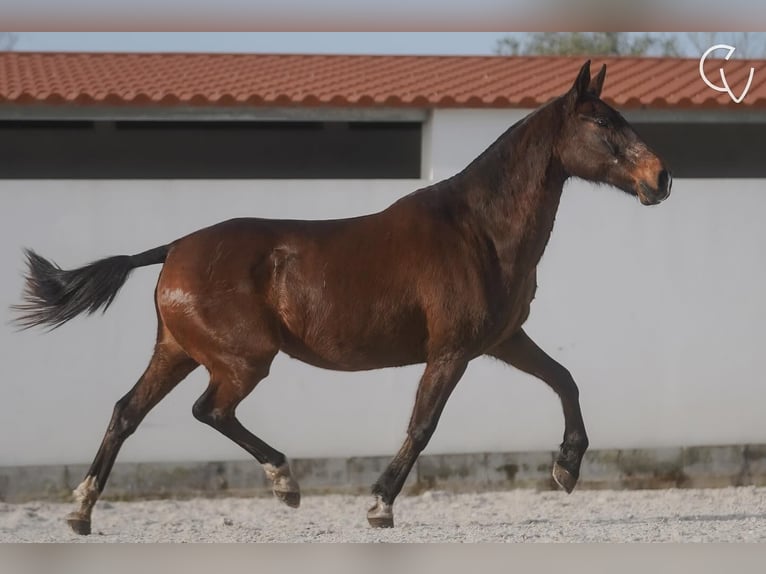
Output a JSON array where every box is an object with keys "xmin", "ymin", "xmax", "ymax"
[{"xmin": 2, "ymin": 52, "xmax": 765, "ymax": 466}]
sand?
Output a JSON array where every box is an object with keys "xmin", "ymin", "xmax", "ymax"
[{"xmin": 2, "ymin": 486, "xmax": 766, "ymax": 543}]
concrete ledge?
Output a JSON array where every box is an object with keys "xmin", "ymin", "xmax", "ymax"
[{"xmin": 2, "ymin": 444, "xmax": 766, "ymax": 503}]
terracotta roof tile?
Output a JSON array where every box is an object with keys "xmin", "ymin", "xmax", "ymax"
[{"xmin": 1, "ymin": 52, "xmax": 765, "ymax": 109}]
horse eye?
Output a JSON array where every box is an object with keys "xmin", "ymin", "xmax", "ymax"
[{"xmin": 595, "ymin": 117, "xmax": 609, "ymax": 128}]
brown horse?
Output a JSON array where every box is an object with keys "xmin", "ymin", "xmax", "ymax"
[{"xmin": 13, "ymin": 61, "xmax": 671, "ymax": 535}]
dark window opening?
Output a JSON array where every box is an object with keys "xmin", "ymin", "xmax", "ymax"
[
  {"xmin": 0, "ymin": 120, "xmax": 422, "ymax": 179},
  {"xmin": 634, "ymin": 122, "xmax": 766, "ymax": 178}
]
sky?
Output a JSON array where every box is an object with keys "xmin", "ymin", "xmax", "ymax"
[
  {"xmin": 11, "ymin": 32, "xmax": 512, "ymax": 56},
  {"xmin": 7, "ymin": 32, "xmax": 761, "ymax": 59}
]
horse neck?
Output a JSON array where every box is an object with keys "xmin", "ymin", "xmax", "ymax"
[{"xmin": 458, "ymin": 101, "xmax": 568, "ymax": 272}]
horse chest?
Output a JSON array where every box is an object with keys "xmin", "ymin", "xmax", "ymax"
[{"xmin": 482, "ymin": 269, "xmax": 538, "ymax": 344}]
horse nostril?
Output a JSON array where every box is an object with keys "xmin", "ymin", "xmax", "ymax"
[{"xmin": 658, "ymin": 169, "xmax": 672, "ymax": 195}]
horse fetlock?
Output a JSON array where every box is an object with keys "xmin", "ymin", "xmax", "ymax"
[
  {"xmin": 553, "ymin": 440, "xmax": 585, "ymax": 494},
  {"xmin": 367, "ymin": 495, "xmax": 394, "ymax": 528},
  {"xmin": 559, "ymin": 433, "xmax": 588, "ymax": 469},
  {"xmin": 263, "ymin": 462, "xmax": 301, "ymax": 508},
  {"xmin": 66, "ymin": 475, "xmax": 99, "ymax": 535},
  {"xmin": 73, "ymin": 475, "xmax": 100, "ymax": 510},
  {"xmin": 553, "ymin": 435, "xmax": 587, "ymax": 494},
  {"xmin": 570, "ymin": 430, "xmax": 589, "ymax": 452}
]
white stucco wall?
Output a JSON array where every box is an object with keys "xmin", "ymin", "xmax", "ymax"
[{"xmin": 2, "ymin": 108, "xmax": 765, "ymax": 466}]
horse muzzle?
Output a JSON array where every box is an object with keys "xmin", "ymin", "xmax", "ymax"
[{"xmin": 638, "ymin": 169, "xmax": 672, "ymax": 206}]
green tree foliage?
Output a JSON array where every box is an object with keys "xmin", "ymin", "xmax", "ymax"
[
  {"xmin": 495, "ymin": 32, "xmax": 680, "ymax": 57},
  {"xmin": 686, "ymin": 32, "xmax": 766, "ymax": 58}
]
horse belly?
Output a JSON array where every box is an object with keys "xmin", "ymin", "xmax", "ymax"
[
  {"xmin": 269, "ymin": 259, "xmax": 428, "ymax": 371},
  {"xmin": 278, "ymin": 304, "xmax": 428, "ymax": 371}
]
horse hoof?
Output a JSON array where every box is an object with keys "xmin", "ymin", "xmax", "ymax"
[
  {"xmin": 368, "ymin": 514, "xmax": 394, "ymax": 528},
  {"xmin": 552, "ymin": 462, "xmax": 577, "ymax": 494},
  {"xmin": 66, "ymin": 513, "xmax": 91, "ymax": 536},
  {"xmin": 275, "ymin": 490, "xmax": 301, "ymax": 508},
  {"xmin": 367, "ymin": 498, "xmax": 394, "ymax": 528}
]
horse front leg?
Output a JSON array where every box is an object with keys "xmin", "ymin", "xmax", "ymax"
[
  {"xmin": 368, "ymin": 354, "xmax": 468, "ymax": 527},
  {"xmin": 488, "ymin": 329, "xmax": 589, "ymax": 493}
]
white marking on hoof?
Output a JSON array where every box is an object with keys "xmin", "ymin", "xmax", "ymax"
[
  {"xmin": 552, "ymin": 462, "xmax": 577, "ymax": 494},
  {"xmin": 73, "ymin": 475, "xmax": 99, "ymax": 506},
  {"xmin": 367, "ymin": 495, "xmax": 394, "ymax": 528},
  {"xmin": 263, "ymin": 462, "xmax": 300, "ymax": 494}
]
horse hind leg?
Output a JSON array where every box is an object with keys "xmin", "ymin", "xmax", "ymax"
[
  {"xmin": 66, "ymin": 331, "xmax": 198, "ymax": 535},
  {"xmin": 192, "ymin": 352, "xmax": 301, "ymax": 508}
]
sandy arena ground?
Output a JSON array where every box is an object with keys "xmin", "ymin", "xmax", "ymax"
[{"xmin": 2, "ymin": 486, "xmax": 766, "ymax": 542}]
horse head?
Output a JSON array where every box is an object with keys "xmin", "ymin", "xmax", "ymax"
[{"xmin": 556, "ymin": 60, "xmax": 672, "ymax": 206}]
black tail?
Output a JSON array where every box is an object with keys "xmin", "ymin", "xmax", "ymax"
[{"xmin": 11, "ymin": 245, "xmax": 169, "ymax": 330}]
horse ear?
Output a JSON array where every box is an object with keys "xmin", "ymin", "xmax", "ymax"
[
  {"xmin": 568, "ymin": 60, "xmax": 591, "ymax": 104},
  {"xmin": 589, "ymin": 64, "xmax": 607, "ymax": 98}
]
